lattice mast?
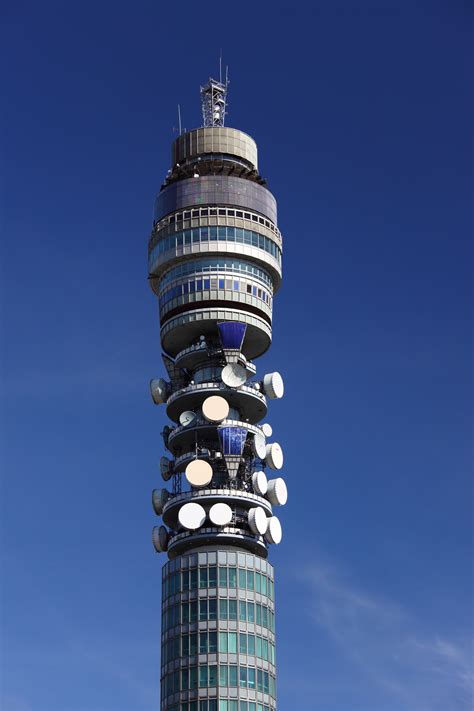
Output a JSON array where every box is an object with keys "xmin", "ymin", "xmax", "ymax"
[{"xmin": 200, "ymin": 68, "xmax": 228, "ymax": 127}]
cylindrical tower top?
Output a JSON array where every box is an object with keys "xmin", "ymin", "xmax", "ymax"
[{"xmin": 172, "ymin": 127, "xmax": 258, "ymax": 171}]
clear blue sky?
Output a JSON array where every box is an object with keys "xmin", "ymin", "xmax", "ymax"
[{"xmin": 1, "ymin": 2, "xmax": 472, "ymax": 710}]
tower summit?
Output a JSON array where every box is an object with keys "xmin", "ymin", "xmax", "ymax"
[{"xmin": 149, "ymin": 76, "xmax": 286, "ymax": 711}]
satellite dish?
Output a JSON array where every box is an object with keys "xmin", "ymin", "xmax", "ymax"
[
  {"xmin": 150, "ymin": 378, "xmax": 169, "ymax": 405},
  {"xmin": 178, "ymin": 502, "xmax": 206, "ymax": 530},
  {"xmin": 248, "ymin": 506, "xmax": 268, "ymax": 536},
  {"xmin": 202, "ymin": 395, "xmax": 229, "ymax": 423},
  {"xmin": 179, "ymin": 410, "xmax": 197, "ymax": 427},
  {"xmin": 266, "ymin": 442, "xmax": 284, "ymax": 470},
  {"xmin": 152, "ymin": 488, "xmax": 169, "ymax": 516},
  {"xmin": 222, "ymin": 363, "xmax": 247, "ymax": 388},
  {"xmin": 265, "ymin": 516, "xmax": 282, "ymax": 545},
  {"xmin": 152, "ymin": 525, "xmax": 169, "ymax": 553},
  {"xmin": 262, "ymin": 372, "xmax": 284, "ymax": 400},
  {"xmin": 252, "ymin": 471, "xmax": 268, "ymax": 496},
  {"xmin": 209, "ymin": 502, "xmax": 233, "ymax": 526},
  {"xmin": 185, "ymin": 459, "xmax": 213, "ymax": 488},
  {"xmin": 261, "ymin": 423, "xmax": 273, "ymax": 437},
  {"xmin": 253, "ymin": 432, "xmax": 267, "ymax": 459},
  {"xmin": 160, "ymin": 456, "xmax": 173, "ymax": 481},
  {"xmin": 266, "ymin": 477, "xmax": 288, "ymax": 506}
]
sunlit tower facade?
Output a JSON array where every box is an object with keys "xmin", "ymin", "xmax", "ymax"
[{"xmin": 149, "ymin": 76, "xmax": 287, "ymax": 711}]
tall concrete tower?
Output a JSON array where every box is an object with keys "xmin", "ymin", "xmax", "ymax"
[{"xmin": 149, "ymin": 75, "xmax": 286, "ymax": 711}]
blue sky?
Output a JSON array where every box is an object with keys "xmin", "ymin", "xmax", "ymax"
[{"xmin": 1, "ymin": 1, "xmax": 472, "ymax": 710}]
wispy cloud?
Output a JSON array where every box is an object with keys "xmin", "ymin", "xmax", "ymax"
[{"xmin": 305, "ymin": 560, "xmax": 473, "ymax": 710}]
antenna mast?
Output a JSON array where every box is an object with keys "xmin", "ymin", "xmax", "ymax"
[{"xmin": 200, "ymin": 65, "xmax": 229, "ymax": 128}]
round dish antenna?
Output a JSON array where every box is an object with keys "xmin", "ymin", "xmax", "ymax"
[
  {"xmin": 202, "ymin": 395, "xmax": 229, "ymax": 423},
  {"xmin": 185, "ymin": 459, "xmax": 213, "ymax": 488},
  {"xmin": 150, "ymin": 378, "xmax": 169, "ymax": 405},
  {"xmin": 222, "ymin": 363, "xmax": 247, "ymax": 388},
  {"xmin": 266, "ymin": 477, "xmax": 288, "ymax": 506},
  {"xmin": 265, "ymin": 516, "xmax": 282, "ymax": 544},
  {"xmin": 253, "ymin": 432, "xmax": 267, "ymax": 459},
  {"xmin": 179, "ymin": 410, "xmax": 197, "ymax": 427},
  {"xmin": 262, "ymin": 372, "xmax": 284, "ymax": 399},
  {"xmin": 261, "ymin": 423, "xmax": 273, "ymax": 437},
  {"xmin": 160, "ymin": 456, "xmax": 173, "ymax": 481},
  {"xmin": 152, "ymin": 525, "xmax": 169, "ymax": 552},
  {"xmin": 209, "ymin": 502, "xmax": 233, "ymax": 526},
  {"xmin": 266, "ymin": 442, "xmax": 284, "ymax": 470},
  {"xmin": 178, "ymin": 502, "xmax": 206, "ymax": 530},
  {"xmin": 152, "ymin": 488, "xmax": 169, "ymax": 516},
  {"xmin": 248, "ymin": 506, "xmax": 268, "ymax": 535},
  {"xmin": 252, "ymin": 471, "xmax": 268, "ymax": 496}
]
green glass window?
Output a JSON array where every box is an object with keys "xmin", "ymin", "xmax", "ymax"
[
  {"xmin": 256, "ymin": 604, "xmax": 262, "ymax": 626},
  {"xmin": 199, "ymin": 632, "xmax": 208, "ymax": 654},
  {"xmin": 228, "ymin": 632, "xmax": 237, "ymax": 654},
  {"xmin": 219, "ymin": 665, "xmax": 228, "ymax": 686},
  {"xmin": 219, "ymin": 567, "xmax": 227, "ymax": 587},
  {"xmin": 247, "ymin": 634, "xmax": 255, "ymax": 655},
  {"xmin": 239, "ymin": 632, "xmax": 247, "ymax": 654},
  {"xmin": 255, "ymin": 573, "xmax": 261, "ymax": 594},
  {"xmin": 219, "ymin": 631, "xmax": 228, "ymax": 653},
  {"xmin": 209, "ymin": 566, "xmax": 217, "ymax": 587},
  {"xmin": 209, "ymin": 599, "xmax": 217, "ymax": 620},
  {"xmin": 262, "ymin": 638, "xmax": 268, "ymax": 661},
  {"xmin": 248, "ymin": 667, "xmax": 256, "ymax": 689},
  {"xmin": 261, "ymin": 575, "xmax": 267, "ymax": 596},
  {"xmin": 246, "ymin": 570, "xmax": 254, "ymax": 591},
  {"xmin": 219, "ymin": 702, "xmax": 227, "ymax": 711},
  {"xmin": 238, "ymin": 569, "xmax": 246, "ymax": 589},
  {"xmin": 228, "ymin": 568, "xmax": 237, "ymax": 588},
  {"xmin": 199, "ymin": 666, "xmax": 208, "ymax": 688},
  {"xmin": 182, "ymin": 635, "xmax": 189, "ymax": 656},
  {"xmin": 247, "ymin": 602, "xmax": 255, "ymax": 623},
  {"xmin": 190, "ymin": 633, "xmax": 197, "ymax": 655},
  {"xmin": 262, "ymin": 606, "xmax": 268, "ymax": 628},
  {"xmin": 257, "ymin": 669, "xmax": 263, "ymax": 692},
  {"xmin": 189, "ymin": 666, "xmax": 197, "ymax": 689},
  {"xmin": 240, "ymin": 666, "xmax": 248, "ymax": 688},
  {"xmin": 209, "ymin": 631, "xmax": 217, "ymax": 653},
  {"xmin": 199, "ymin": 568, "xmax": 208, "ymax": 588},
  {"xmin": 182, "ymin": 602, "xmax": 189, "ymax": 624},
  {"xmin": 190, "ymin": 601, "xmax": 198, "ymax": 622},
  {"xmin": 190, "ymin": 569, "xmax": 198, "ymax": 590},
  {"xmin": 229, "ymin": 665, "xmax": 238, "ymax": 687},
  {"xmin": 219, "ymin": 599, "xmax": 228, "ymax": 620},
  {"xmin": 229, "ymin": 702, "xmax": 238, "ymax": 711},
  {"xmin": 256, "ymin": 636, "xmax": 262, "ymax": 658},
  {"xmin": 239, "ymin": 600, "xmax": 247, "ymax": 622},
  {"xmin": 209, "ymin": 665, "xmax": 217, "ymax": 687},
  {"xmin": 228, "ymin": 600, "xmax": 237, "ymax": 621},
  {"xmin": 199, "ymin": 599, "xmax": 208, "ymax": 620}
]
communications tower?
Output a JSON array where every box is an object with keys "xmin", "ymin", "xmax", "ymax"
[{"xmin": 149, "ymin": 75, "xmax": 287, "ymax": 711}]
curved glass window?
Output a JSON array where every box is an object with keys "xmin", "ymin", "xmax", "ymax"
[
  {"xmin": 158, "ymin": 274, "xmax": 273, "ymax": 313},
  {"xmin": 159, "ymin": 258, "xmax": 273, "ymax": 289},
  {"xmin": 148, "ymin": 227, "xmax": 282, "ymax": 270}
]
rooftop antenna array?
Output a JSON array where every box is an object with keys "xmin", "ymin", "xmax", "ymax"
[{"xmin": 200, "ymin": 57, "xmax": 229, "ymax": 127}]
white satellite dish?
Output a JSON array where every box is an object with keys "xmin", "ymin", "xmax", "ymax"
[
  {"xmin": 150, "ymin": 378, "xmax": 168, "ymax": 405},
  {"xmin": 179, "ymin": 410, "xmax": 197, "ymax": 427},
  {"xmin": 152, "ymin": 488, "xmax": 169, "ymax": 516},
  {"xmin": 160, "ymin": 456, "xmax": 173, "ymax": 481},
  {"xmin": 202, "ymin": 395, "xmax": 229, "ymax": 423},
  {"xmin": 253, "ymin": 432, "xmax": 267, "ymax": 459},
  {"xmin": 266, "ymin": 442, "xmax": 284, "ymax": 470},
  {"xmin": 152, "ymin": 525, "xmax": 169, "ymax": 552},
  {"xmin": 252, "ymin": 471, "xmax": 268, "ymax": 496},
  {"xmin": 209, "ymin": 502, "xmax": 233, "ymax": 527},
  {"xmin": 185, "ymin": 459, "xmax": 213, "ymax": 488},
  {"xmin": 222, "ymin": 363, "xmax": 247, "ymax": 388},
  {"xmin": 266, "ymin": 477, "xmax": 288, "ymax": 506},
  {"xmin": 261, "ymin": 423, "xmax": 273, "ymax": 437},
  {"xmin": 178, "ymin": 502, "xmax": 206, "ymax": 530},
  {"xmin": 248, "ymin": 506, "xmax": 268, "ymax": 536},
  {"xmin": 265, "ymin": 516, "xmax": 282, "ymax": 545},
  {"xmin": 262, "ymin": 372, "xmax": 284, "ymax": 399}
]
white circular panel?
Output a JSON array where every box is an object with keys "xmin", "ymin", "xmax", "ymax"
[
  {"xmin": 265, "ymin": 516, "xmax": 282, "ymax": 545},
  {"xmin": 222, "ymin": 363, "xmax": 247, "ymax": 388},
  {"xmin": 152, "ymin": 525, "xmax": 169, "ymax": 552},
  {"xmin": 202, "ymin": 395, "xmax": 229, "ymax": 423},
  {"xmin": 248, "ymin": 506, "xmax": 268, "ymax": 536},
  {"xmin": 178, "ymin": 502, "xmax": 206, "ymax": 530},
  {"xmin": 179, "ymin": 410, "xmax": 197, "ymax": 427},
  {"xmin": 263, "ymin": 372, "xmax": 284, "ymax": 399},
  {"xmin": 209, "ymin": 502, "xmax": 233, "ymax": 526},
  {"xmin": 253, "ymin": 433, "xmax": 267, "ymax": 459},
  {"xmin": 160, "ymin": 456, "xmax": 173, "ymax": 481},
  {"xmin": 266, "ymin": 442, "xmax": 284, "ymax": 470},
  {"xmin": 185, "ymin": 459, "xmax": 213, "ymax": 488},
  {"xmin": 152, "ymin": 488, "xmax": 169, "ymax": 516},
  {"xmin": 266, "ymin": 477, "xmax": 288, "ymax": 506},
  {"xmin": 261, "ymin": 423, "xmax": 273, "ymax": 437},
  {"xmin": 252, "ymin": 471, "xmax": 268, "ymax": 496},
  {"xmin": 150, "ymin": 378, "xmax": 168, "ymax": 405}
]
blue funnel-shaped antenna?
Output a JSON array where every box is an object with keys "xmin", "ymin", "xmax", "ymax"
[
  {"xmin": 218, "ymin": 426, "xmax": 247, "ymax": 455},
  {"xmin": 218, "ymin": 322, "xmax": 247, "ymax": 351}
]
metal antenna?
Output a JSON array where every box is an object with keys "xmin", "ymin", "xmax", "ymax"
[
  {"xmin": 200, "ymin": 63, "xmax": 229, "ymax": 127},
  {"xmin": 178, "ymin": 104, "xmax": 182, "ymax": 136}
]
